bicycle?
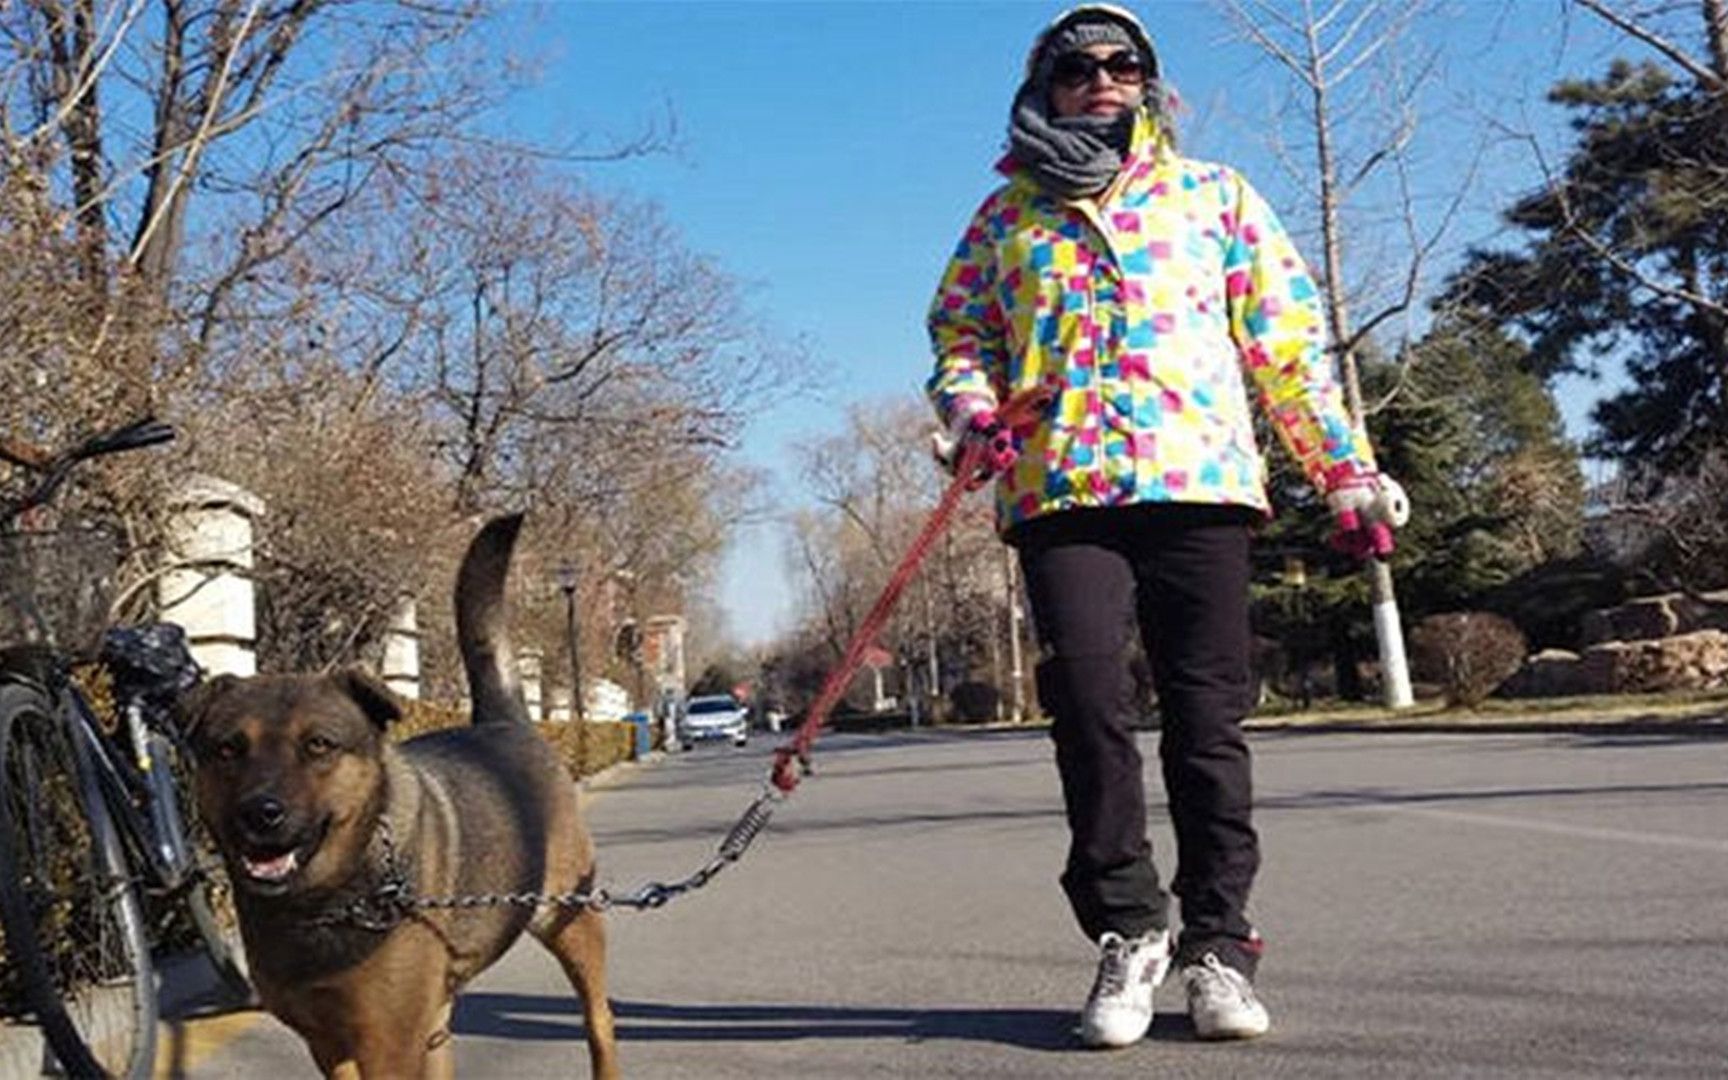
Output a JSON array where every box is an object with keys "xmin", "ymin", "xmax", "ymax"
[{"xmin": 0, "ymin": 418, "xmax": 250, "ymax": 1079}]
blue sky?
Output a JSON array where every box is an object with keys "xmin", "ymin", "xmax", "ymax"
[{"xmin": 494, "ymin": 1, "xmax": 1640, "ymax": 645}]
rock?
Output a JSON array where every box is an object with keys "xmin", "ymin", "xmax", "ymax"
[
  {"xmin": 1579, "ymin": 630, "xmax": 1728, "ymax": 694},
  {"xmin": 1580, "ymin": 591, "xmax": 1728, "ymax": 645},
  {"xmin": 1581, "ymin": 596, "xmax": 1680, "ymax": 645},
  {"xmin": 1497, "ymin": 649, "xmax": 1599, "ymax": 698},
  {"xmin": 1675, "ymin": 591, "xmax": 1728, "ymax": 634}
]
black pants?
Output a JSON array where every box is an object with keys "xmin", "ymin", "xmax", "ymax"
[{"xmin": 1012, "ymin": 503, "xmax": 1261, "ymax": 975}]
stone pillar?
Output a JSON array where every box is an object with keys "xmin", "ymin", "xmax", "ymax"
[
  {"xmin": 547, "ymin": 687, "xmax": 573, "ymax": 723},
  {"xmin": 518, "ymin": 646, "xmax": 544, "ymax": 721},
  {"xmin": 381, "ymin": 599, "xmax": 420, "ymax": 700},
  {"xmin": 645, "ymin": 614, "xmax": 686, "ymax": 717},
  {"xmin": 159, "ymin": 476, "xmax": 264, "ymax": 678}
]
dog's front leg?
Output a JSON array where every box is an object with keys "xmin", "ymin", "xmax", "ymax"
[
  {"xmin": 339, "ymin": 996, "xmax": 454, "ymax": 1080},
  {"xmin": 304, "ymin": 1035, "xmax": 358, "ymax": 1079}
]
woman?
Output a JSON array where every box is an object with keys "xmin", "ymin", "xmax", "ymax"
[{"xmin": 925, "ymin": 3, "xmax": 1405, "ymax": 1049}]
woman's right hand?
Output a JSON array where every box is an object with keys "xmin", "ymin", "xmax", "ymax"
[{"xmin": 933, "ymin": 409, "xmax": 1020, "ymax": 490}]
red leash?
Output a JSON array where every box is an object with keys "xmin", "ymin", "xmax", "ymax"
[{"xmin": 769, "ymin": 388, "xmax": 1051, "ymax": 795}]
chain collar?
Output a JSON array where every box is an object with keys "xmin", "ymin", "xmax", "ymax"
[
  {"xmin": 304, "ymin": 813, "xmax": 417, "ymax": 932},
  {"xmin": 301, "ymin": 784, "xmax": 783, "ymax": 931}
]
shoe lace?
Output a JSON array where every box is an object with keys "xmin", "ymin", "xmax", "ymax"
[
  {"xmin": 1190, "ymin": 952, "xmax": 1259, "ymax": 1009},
  {"xmin": 1092, "ymin": 932, "xmax": 1140, "ymax": 997}
]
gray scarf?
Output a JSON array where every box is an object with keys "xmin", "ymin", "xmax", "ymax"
[{"xmin": 1007, "ymin": 82, "xmax": 1136, "ymax": 200}]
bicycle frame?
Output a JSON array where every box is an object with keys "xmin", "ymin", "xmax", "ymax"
[
  {"xmin": 0, "ymin": 416, "xmax": 250, "ymax": 1078},
  {"xmin": 1, "ymin": 653, "xmax": 201, "ymax": 897},
  {"xmin": 58, "ymin": 678, "xmax": 198, "ymax": 895},
  {"xmin": 2, "ymin": 417, "xmax": 197, "ymax": 894}
]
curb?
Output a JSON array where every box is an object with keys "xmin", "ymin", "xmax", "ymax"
[
  {"xmin": 579, "ymin": 749, "xmax": 665, "ymax": 793},
  {"xmin": 1246, "ymin": 714, "xmax": 1728, "ymax": 738},
  {"xmin": 0, "ymin": 1019, "xmax": 44, "ymax": 1079},
  {"xmin": 0, "ymin": 949, "xmax": 241, "ymax": 1079}
]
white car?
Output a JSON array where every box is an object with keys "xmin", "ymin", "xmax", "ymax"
[{"xmin": 678, "ymin": 695, "xmax": 749, "ymax": 748}]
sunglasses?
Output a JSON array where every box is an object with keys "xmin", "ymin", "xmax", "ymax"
[{"xmin": 1050, "ymin": 50, "xmax": 1148, "ymax": 89}]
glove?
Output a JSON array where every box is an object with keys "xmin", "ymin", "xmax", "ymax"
[
  {"xmin": 931, "ymin": 407, "xmax": 1019, "ymax": 491},
  {"xmin": 1324, "ymin": 464, "xmax": 1409, "ymax": 560}
]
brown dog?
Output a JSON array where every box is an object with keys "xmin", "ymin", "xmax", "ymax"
[{"xmin": 184, "ymin": 514, "xmax": 618, "ymax": 1078}]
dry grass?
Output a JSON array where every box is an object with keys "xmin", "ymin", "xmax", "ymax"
[{"xmin": 1250, "ymin": 687, "xmax": 1728, "ymax": 729}]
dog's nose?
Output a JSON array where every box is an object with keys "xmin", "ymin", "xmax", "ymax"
[{"xmin": 238, "ymin": 795, "xmax": 288, "ymax": 835}]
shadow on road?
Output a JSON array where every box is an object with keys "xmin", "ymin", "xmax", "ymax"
[
  {"xmin": 1259, "ymin": 778, "xmax": 1728, "ymax": 812},
  {"xmin": 454, "ymin": 992, "xmax": 1203, "ymax": 1050},
  {"xmin": 592, "ymin": 803, "xmax": 1063, "ymax": 849}
]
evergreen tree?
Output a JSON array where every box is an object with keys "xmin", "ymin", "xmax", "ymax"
[
  {"xmin": 1446, "ymin": 61, "xmax": 1727, "ymax": 471},
  {"xmin": 1378, "ymin": 323, "xmax": 1586, "ymax": 607},
  {"xmin": 1251, "ymin": 330, "xmax": 1584, "ymax": 697}
]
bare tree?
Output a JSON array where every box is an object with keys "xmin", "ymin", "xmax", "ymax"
[
  {"xmin": 1218, "ymin": 0, "xmax": 1478, "ymax": 706},
  {"xmin": 785, "ymin": 396, "xmax": 1008, "ymax": 717},
  {"xmin": 1, "ymin": 0, "xmax": 507, "ymax": 411},
  {"xmin": 1, "ymin": 0, "xmax": 514, "ymax": 654},
  {"xmin": 2, "ymin": 2, "xmax": 789, "ymax": 702},
  {"xmin": 179, "ymin": 362, "xmax": 458, "ymax": 671},
  {"xmin": 363, "ymin": 154, "xmax": 787, "ymax": 516}
]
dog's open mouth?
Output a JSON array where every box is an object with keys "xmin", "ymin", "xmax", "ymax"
[
  {"xmin": 243, "ymin": 848, "xmax": 300, "ymax": 881},
  {"xmin": 234, "ymin": 819, "xmax": 328, "ymax": 891}
]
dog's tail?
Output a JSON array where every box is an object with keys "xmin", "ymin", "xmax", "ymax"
[{"xmin": 455, "ymin": 513, "xmax": 531, "ymax": 725}]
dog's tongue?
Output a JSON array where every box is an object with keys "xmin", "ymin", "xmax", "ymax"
[{"xmin": 244, "ymin": 850, "xmax": 299, "ymax": 881}]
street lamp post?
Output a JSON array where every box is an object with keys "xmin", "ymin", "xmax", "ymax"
[{"xmin": 556, "ymin": 560, "xmax": 586, "ymax": 724}]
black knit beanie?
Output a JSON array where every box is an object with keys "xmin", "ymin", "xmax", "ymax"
[{"xmin": 1032, "ymin": 14, "xmax": 1159, "ymax": 95}]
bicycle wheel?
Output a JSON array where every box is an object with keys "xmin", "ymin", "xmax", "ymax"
[
  {"xmin": 0, "ymin": 682, "xmax": 157, "ymax": 1079},
  {"xmin": 155, "ymin": 730, "xmax": 252, "ymax": 1005}
]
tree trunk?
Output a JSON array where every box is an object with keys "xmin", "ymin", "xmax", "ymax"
[
  {"xmin": 1308, "ymin": 18, "xmax": 1415, "ymax": 709},
  {"xmin": 61, "ymin": 0, "xmax": 109, "ymax": 300},
  {"xmin": 1004, "ymin": 543, "xmax": 1026, "ymax": 723},
  {"xmin": 1706, "ymin": 0, "xmax": 1728, "ymax": 83}
]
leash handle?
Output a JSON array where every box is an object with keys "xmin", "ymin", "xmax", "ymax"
[{"xmin": 771, "ymin": 386, "xmax": 1053, "ymax": 795}]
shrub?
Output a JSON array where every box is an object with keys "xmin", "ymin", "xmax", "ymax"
[
  {"xmin": 1410, "ymin": 612, "xmax": 1527, "ymax": 708},
  {"xmin": 393, "ymin": 698, "xmax": 634, "ymax": 778},
  {"xmin": 948, "ymin": 680, "xmax": 1001, "ymax": 723}
]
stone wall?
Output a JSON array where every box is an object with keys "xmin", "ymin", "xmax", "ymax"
[
  {"xmin": 1499, "ymin": 591, "xmax": 1728, "ymax": 697},
  {"xmin": 1578, "ymin": 591, "xmax": 1728, "ymax": 647}
]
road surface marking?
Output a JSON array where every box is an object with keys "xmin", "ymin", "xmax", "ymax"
[{"xmin": 1386, "ymin": 804, "xmax": 1728, "ymax": 854}]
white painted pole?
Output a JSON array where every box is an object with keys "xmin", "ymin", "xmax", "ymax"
[{"xmin": 1372, "ymin": 570, "xmax": 1414, "ymax": 708}]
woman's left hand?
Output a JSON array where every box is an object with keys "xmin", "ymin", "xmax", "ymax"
[{"xmin": 1326, "ymin": 468, "xmax": 1409, "ymax": 560}]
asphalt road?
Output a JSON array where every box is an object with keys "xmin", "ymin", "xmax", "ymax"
[{"xmin": 164, "ymin": 725, "xmax": 1728, "ymax": 1078}]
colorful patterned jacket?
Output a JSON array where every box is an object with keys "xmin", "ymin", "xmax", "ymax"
[{"xmin": 926, "ymin": 111, "xmax": 1375, "ymax": 534}]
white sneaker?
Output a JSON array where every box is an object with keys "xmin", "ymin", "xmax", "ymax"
[
  {"xmin": 1182, "ymin": 951, "xmax": 1270, "ymax": 1040},
  {"xmin": 1078, "ymin": 929, "xmax": 1173, "ymax": 1048}
]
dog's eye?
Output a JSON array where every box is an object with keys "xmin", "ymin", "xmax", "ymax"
[
  {"xmin": 211, "ymin": 735, "xmax": 246, "ymax": 762},
  {"xmin": 304, "ymin": 734, "xmax": 338, "ymax": 758}
]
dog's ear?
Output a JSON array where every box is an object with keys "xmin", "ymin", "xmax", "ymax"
[
  {"xmin": 333, "ymin": 668, "xmax": 402, "ymax": 730},
  {"xmin": 177, "ymin": 674, "xmax": 244, "ymax": 740}
]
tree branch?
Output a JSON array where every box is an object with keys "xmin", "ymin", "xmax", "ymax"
[{"xmin": 1571, "ymin": 0, "xmax": 1726, "ymax": 90}]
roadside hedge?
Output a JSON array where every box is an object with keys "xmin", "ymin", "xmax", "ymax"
[{"xmin": 393, "ymin": 698, "xmax": 637, "ymax": 778}]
